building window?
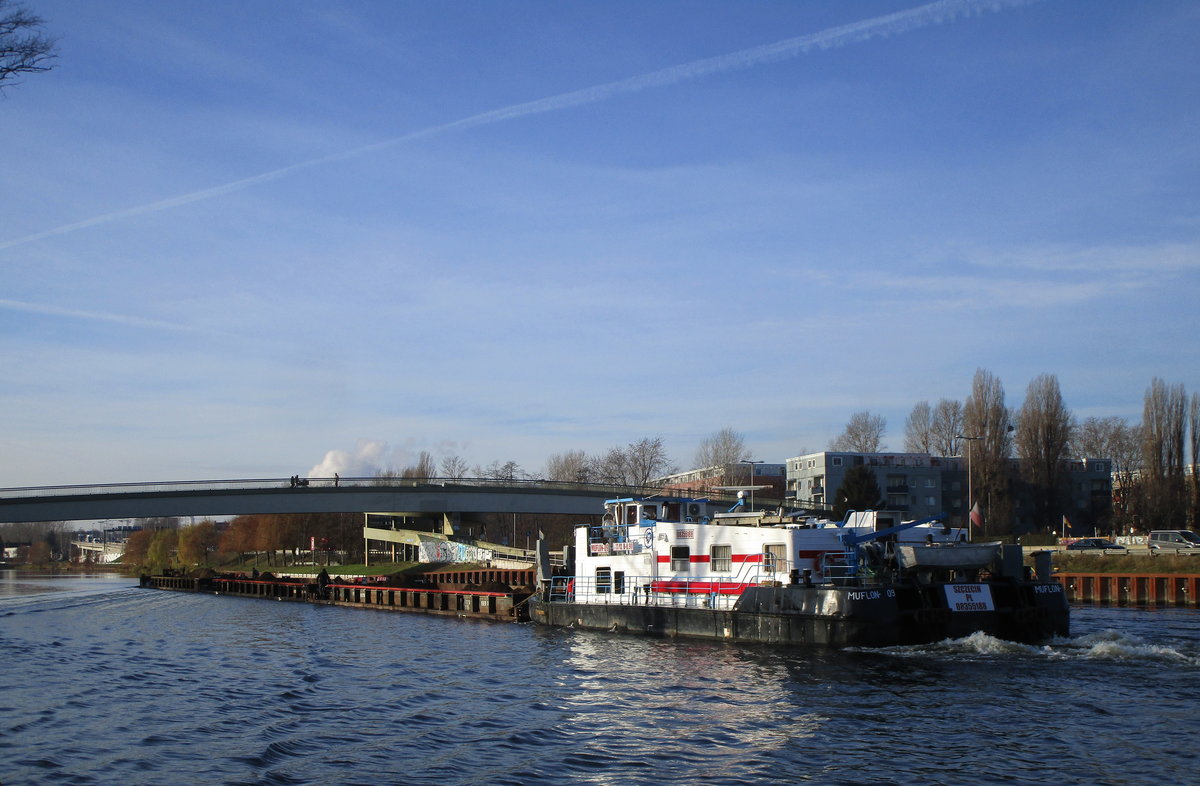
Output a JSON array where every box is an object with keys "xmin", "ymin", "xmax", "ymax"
[
  {"xmin": 925, "ymin": 478, "xmax": 936, "ymax": 488},
  {"xmin": 832, "ymin": 457, "xmax": 843, "ymax": 467},
  {"xmin": 671, "ymin": 546, "xmax": 690, "ymax": 572},
  {"xmin": 926, "ymin": 496, "xmax": 936, "ymax": 506},
  {"xmin": 711, "ymin": 544, "xmax": 732, "ymax": 572},
  {"xmin": 596, "ymin": 567, "xmax": 612, "ymax": 594}
]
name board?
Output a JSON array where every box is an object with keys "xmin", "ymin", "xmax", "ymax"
[
  {"xmin": 944, "ymin": 583, "xmax": 994, "ymax": 612},
  {"xmin": 589, "ymin": 542, "xmax": 637, "ymax": 555},
  {"xmin": 675, "ymin": 529, "xmax": 694, "ymax": 540}
]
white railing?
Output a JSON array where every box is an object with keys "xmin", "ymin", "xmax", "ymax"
[{"xmin": 550, "ymin": 553, "xmax": 793, "ymax": 611}]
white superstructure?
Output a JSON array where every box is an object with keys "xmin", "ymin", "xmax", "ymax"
[{"xmin": 567, "ymin": 496, "xmax": 964, "ymax": 609}]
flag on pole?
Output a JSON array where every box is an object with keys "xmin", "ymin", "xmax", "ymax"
[
  {"xmin": 1062, "ymin": 514, "xmax": 1072, "ymax": 531},
  {"xmin": 969, "ymin": 502, "xmax": 983, "ymax": 531}
]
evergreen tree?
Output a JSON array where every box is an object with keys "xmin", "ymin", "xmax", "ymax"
[{"xmin": 832, "ymin": 465, "xmax": 884, "ymax": 521}]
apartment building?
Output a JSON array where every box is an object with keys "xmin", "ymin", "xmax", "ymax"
[{"xmin": 786, "ymin": 451, "xmax": 1112, "ymax": 533}]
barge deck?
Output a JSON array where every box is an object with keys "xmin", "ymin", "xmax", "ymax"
[{"xmin": 142, "ymin": 569, "xmax": 534, "ymax": 623}]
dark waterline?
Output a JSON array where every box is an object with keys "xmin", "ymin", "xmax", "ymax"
[{"xmin": 2, "ymin": 571, "xmax": 1199, "ymax": 785}]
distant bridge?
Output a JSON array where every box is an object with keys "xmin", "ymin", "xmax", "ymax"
[{"xmin": 0, "ymin": 477, "xmax": 710, "ymax": 524}]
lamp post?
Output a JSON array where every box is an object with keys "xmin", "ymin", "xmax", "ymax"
[{"xmin": 956, "ymin": 434, "xmax": 982, "ymax": 536}]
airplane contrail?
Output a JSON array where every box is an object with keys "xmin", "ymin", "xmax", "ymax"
[
  {"xmin": 0, "ymin": 297, "xmax": 215, "ymax": 333},
  {"xmin": 0, "ymin": 0, "xmax": 1038, "ymax": 251}
]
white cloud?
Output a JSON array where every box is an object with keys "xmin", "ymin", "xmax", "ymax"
[{"xmin": 307, "ymin": 440, "xmax": 398, "ymax": 479}]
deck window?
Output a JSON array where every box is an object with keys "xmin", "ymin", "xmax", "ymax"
[
  {"xmin": 763, "ymin": 544, "xmax": 787, "ymax": 574},
  {"xmin": 710, "ymin": 544, "xmax": 732, "ymax": 572},
  {"xmin": 596, "ymin": 567, "xmax": 612, "ymax": 594},
  {"xmin": 671, "ymin": 546, "xmax": 690, "ymax": 572},
  {"xmin": 614, "ymin": 571, "xmax": 625, "ymax": 595}
]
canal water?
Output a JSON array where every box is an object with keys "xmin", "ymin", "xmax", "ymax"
[{"xmin": 2, "ymin": 571, "xmax": 1199, "ymax": 785}]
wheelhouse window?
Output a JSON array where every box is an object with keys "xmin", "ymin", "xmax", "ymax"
[
  {"xmin": 671, "ymin": 546, "xmax": 690, "ymax": 572},
  {"xmin": 710, "ymin": 544, "xmax": 732, "ymax": 572}
]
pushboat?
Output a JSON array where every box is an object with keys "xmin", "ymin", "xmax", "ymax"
[{"xmin": 530, "ymin": 495, "xmax": 1068, "ymax": 647}]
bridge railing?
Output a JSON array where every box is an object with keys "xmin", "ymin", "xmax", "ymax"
[{"xmin": 0, "ymin": 477, "xmax": 735, "ymax": 503}]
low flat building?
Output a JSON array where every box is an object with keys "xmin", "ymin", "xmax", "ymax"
[{"xmin": 655, "ymin": 463, "xmax": 786, "ymax": 500}]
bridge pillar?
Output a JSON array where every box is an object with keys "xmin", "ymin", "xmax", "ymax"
[{"xmin": 363, "ymin": 513, "xmax": 369, "ymax": 567}]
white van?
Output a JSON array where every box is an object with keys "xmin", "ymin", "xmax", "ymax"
[{"xmin": 1147, "ymin": 530, "xmax": 1200, "ymax": 552}]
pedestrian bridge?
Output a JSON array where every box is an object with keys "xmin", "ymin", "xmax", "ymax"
[{"xmin": 0, "ymin": 477, "xmax": 689, "ymax": 523}]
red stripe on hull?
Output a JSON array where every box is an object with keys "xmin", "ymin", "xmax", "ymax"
[{"xmin": 650, "ymin": 580, "xmax": 753, "ymax": 595}]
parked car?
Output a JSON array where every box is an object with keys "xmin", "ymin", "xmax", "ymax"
[
  {"xmin": 1147, "ymin": 530, "xmax": 1200, "ymax": 552},
  {"xmin": 1066, "ymin": 538, "xmax": 1128, "ymax": 553}
]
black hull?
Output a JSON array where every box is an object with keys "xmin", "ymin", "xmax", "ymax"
[{"xmin": 530, "ymin": 581, "xmax": 1069, "ymax": 648}]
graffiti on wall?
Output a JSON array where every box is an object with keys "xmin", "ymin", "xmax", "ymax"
[{"xmin": 418, "ymin": 537, "xmax": 493, "ymax": 564}]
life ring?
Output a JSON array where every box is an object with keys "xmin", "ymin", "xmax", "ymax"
[{"xmin": 644, "ymin": 528, "xmax": 654, "ymax": 546}]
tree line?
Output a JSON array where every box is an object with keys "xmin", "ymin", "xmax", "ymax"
[
  {"xmin": 120, "ymin": 512, "xmax": 362, "ymax": 573},
  {"xmin": 826, "ymin": 369, "xmax": 1200, "ymax": 535}
]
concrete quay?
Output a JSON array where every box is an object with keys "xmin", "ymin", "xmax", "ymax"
[{"xmin": 1055, "ymin": 571, "xmax": 1200, "ymax": 607}]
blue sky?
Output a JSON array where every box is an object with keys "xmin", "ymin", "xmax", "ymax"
[{"xmin": 2, "ymin": 0, "xmax": 1197, "ymax": 486}]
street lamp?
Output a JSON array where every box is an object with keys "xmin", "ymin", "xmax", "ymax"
[{"xmin": 956, "ymin": 434, "xmax": 982, "ymax": 536}]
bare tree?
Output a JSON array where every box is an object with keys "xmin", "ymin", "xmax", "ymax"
[
  {"xmin": 1014, "ymin": 373, "xmax": 1073, "ymax": 532},
  {"xmin": 1076, "ymin": 415, "xmax": 1143, "ymax": 533},
  {"xmin": 963, "ymin": 368, "xmax": 1013, "ymax": 533},
  {"xmin": 624, "ymin": 436, "xmax": 675, "ymax": 486},
  {"xmin": 439, "ymin": 454, "xmax": 470, "ymax": 479},
  {"xmin": 544, "ymin": 449, "xmax": 590, "ymax": 483},
  {"xmin": 1, "ymin": 1, "xmax": 56, "ymax": 92},
  {"xmin": 693, "ymin": 427, "xmax": 751, "ymax": 483},
  {"xmin": 904, "ymin": 401, "xmax": 934, "ymax": 453},
  {"xmin": 585, "ymin": 437, "xmax": 675, "ymax": 487},
  {"xmin": 478, "ymin": 460, "xmax": 523, "ymax": 482},
  {"xmin": 1074, "ymin": 415, "xmax": 1117, "ymax": 458},
  {"xmin": 401, "ymin": 450, "xmax": 437, "ymax": 479},
  {"xmin": 589, "ymin": 446, "xmax": 630, "ymax": 485},
  {"xmin": 694, "ymin": 427, "xmax": 751, "ymax": 468},
  {"xmin": 931, "ymin": 399, "xmax": 964, "ymax": 457},
  {"xmin": 1142, "ymin": 378, "xmax": 1188, "ymax": 530},
  {"xmin": 829, "ymin": 411, "xmax": 886, "ymax": 453}
]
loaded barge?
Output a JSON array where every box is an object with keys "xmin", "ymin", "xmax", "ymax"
[
  {"xmin": 143, "ymin": 495, "xmax": 1069, "ymax": 648},
  {"xmin": 529, "ymin": 495, "xmax": 1069, "ymax": 647},
  {"xmin": 142, "ymin": 567, "xmax": 534, "ymax": 623}
]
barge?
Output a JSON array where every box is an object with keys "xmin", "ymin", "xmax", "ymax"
[
  {"xmin": 142, "ymin": 568, "xmax": 534, "ymax": 623},
  {"xmin": 530, "ymin": 495, "xmax": 1068, "ymax": 647}
]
